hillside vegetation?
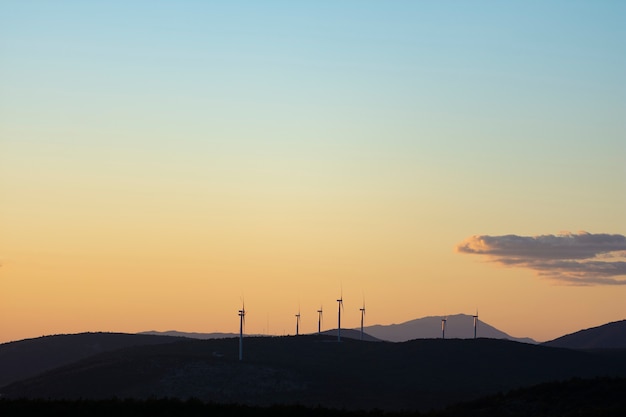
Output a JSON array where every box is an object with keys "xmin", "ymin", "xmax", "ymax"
[
  {"xmin": 3, "ymin": 335, "xmax": 626, "ymax": 411},
  {"xmin": 543, "ymin": 320, "xmax": 626, "ymax": 349},
  {"xmin": 2, "ymin": 377, "xmax": 625, "ymax": 417},
  {"xmin": 0, "ymin": 332, "xmax": 183, "ymax": 387}
]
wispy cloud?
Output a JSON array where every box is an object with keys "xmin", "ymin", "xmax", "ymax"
[{"xmin": 455, "ymin": 232, "xmax": 626, "ymax": 285}]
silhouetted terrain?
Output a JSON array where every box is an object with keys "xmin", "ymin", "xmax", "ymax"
[
  {"xmin": 319, "ymin": 328, "xmax": 381, "ymax": 342},
  {"xmin": 440, "ymin": 376, "xmax": 626, "ymax": 417},
  {"xmin": 140, "ymin": 330, "xmax": 240, "ymax": 339},
  {"xmin": 141, "ymin": 328, "xmax": 381, "ymax": 342},
  {"xmin": 543, "ymin": 319, "xmax": 626, "ymax": 349},
  {"xmin": 3, "ymin": 378, "xmax": 626, "ymax": 417},
  {"xmin": 140, "ymin": 314, "xmax": 534, "ymax": 343},
  {"xmin": 0, "ymin": 332, "xmax": 183, "ymax": 387},
  {"xmin": 3, "ymin": 335, "xmax": 626, "ymax": 411},
  {"xmin": 365, "ymin": 314, "xmax": 536, "ymax": 343}
]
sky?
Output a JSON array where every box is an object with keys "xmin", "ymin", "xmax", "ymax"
[{"xmin": 1, "ymin": 1, "xmax": 625, "ymax": 343}]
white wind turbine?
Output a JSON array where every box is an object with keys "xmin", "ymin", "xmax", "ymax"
[
  {"xmin": 317, "ymin": 306, "xmax": 323, "ymax": 334},
  {"xmin": 238, "ymin": 301, "xmax": 246, "ymax": 361},
  {"xmin": 359, "ymin": 299, "xmax": 366, "ymax": 341},
  {"xmin": 473, "ymin": 309, "xmax": 479, "ymax": 339},
  {"xmin": 441, "ymin": 316, "xmax": 447, "ymax": 339},
  {"xmin": 337, "ymin": 290, "xmax": 344, "ymax": 342},
  {"xmin": 295, "ymin": 308, "xmax": 301, "ymax": 336}
]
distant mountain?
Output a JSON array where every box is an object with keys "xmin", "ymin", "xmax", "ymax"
[
  {"xmin": 0, "ymin": 332, "xmax": 183, "ymax": 388},
  {"xmin": 364, "ymin": 314, "xmax": 536, "ymax": 343},
  {"xmin": 139, "ymin": 330, "xmax": 239, "ymax": 339},
  {"xmin": 3, "ymin": 335, "xmax": 625, "ymax": 411},
  {"xmin": 543, "ymin": 319, "xmax": 626, "ymax": 349},
  {"xmin": 140, "ymin": 314, "xmax": 534, "ymax": 344},
  {"xmin": 141, "ymin": 329, "xmax": 380, "ymax": 342}
]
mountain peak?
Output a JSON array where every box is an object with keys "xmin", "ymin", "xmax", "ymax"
[{"xmin": 364, "ymin": 314, "xmax": 536, "ymax": 344}]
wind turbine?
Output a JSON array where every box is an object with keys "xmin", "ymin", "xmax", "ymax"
[
  {"xmin": 472, "ymin": 309, "xmax": 479, "ymax": 339},
  {"xmin": 359, "ymin": 299, "xmax": 366, "ymax": 341},
  {"xmin": 337, "ymin": 290, "xmax": 344, "ymax": 343},
  {"xmin": 317, "ymin": 306, "xmax": 323, "ymax": 334},
  {"xmin": 295, "ymin": 309, "xmax": 301, "ymax": 336},
  {"xmin": 238, "ymin": 301, "xmax": 246, "ymax": 361},
  {"xmin": 441, "ymin": 316, "xmax": 447, "ymax": 339}
]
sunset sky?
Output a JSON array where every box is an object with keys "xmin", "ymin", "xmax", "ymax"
[{"xmin": 1, "ymin": 1, "xmax": 625, "ymax": 344}]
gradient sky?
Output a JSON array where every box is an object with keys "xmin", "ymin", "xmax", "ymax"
[{"xmin": 1, "ymin": 1, "xmax": 625, "ymax": 343}]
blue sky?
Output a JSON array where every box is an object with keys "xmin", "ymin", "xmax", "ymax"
[{"xmin": 1, "ymin": 1, "xmax": 625, "ymax": 342}]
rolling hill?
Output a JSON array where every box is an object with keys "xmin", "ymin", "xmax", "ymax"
[
  {"xmin": 3, "ymin": 335, "xmax": 625, "ymax": 411},
  {"xmin": 0, "ymin": 378, "xmax": 626, "ymax": 417},
  {"xmin": 139, "ymin": 330, "xmax": 240, "ymax": 339},
  {"xmin": 543, "ymin": 319, "xmax": 626, "ymax": 349},
  {"xmin": 3, "ymin": 378, "xmax": 626, "ymax": 417},
  {"xmin": 0, "ymin": 332, "xmax": 183, "ymax": 388}
]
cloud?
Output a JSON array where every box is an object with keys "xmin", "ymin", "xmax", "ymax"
[{"xmin": 455, "ymin": 231, "xmax": 626, "ymax": 285}]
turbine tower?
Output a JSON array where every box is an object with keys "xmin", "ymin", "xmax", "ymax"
[
  {"xmin": 337, "ymin": 291, "xmax": 344, "ymax": 343},
  {"xmin": 238, "ymin": 301, "xmax": 246, "ymax": 361},
  {"xmin": 472, "ymin": 309, "xmax": 479, "ymax": 339},
  {"xmin": 359, "ymin": 299, "xmax": 366, "ymax": 341},
  {"xmin": 295, "ymin": 310, "xmax": 301, "ymax": 336},
  {"xmin": 317, "ymin": 306, "xmax": 323, "ymax": 334},
  {"xmin": 441, "ymin": 316, "xmax": 447, "ymax": 339}
]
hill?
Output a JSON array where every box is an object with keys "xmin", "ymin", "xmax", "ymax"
[
  {"xmin": 3, "ymin": 335, "xmax": 625, "ymax": 411},
  {"xmin": 139, "ymin": 330, "xmax": 239, "ymax": 339},
  {"xmin": 0, "ymin": 332, "xmax": 183, "ymax": 387},
  {"xmin": 2, "ymin": 377, "xmax": 626, "ymax": 417},
  {"xmin": 364, "ymin": 314, "xmax": 536, "ymax": 343},
  {"xmin": 440, "ymin": 376, "xmax": 626, "ymax": 416},
  {"xmin": 318, "ymin": 328, "xmax": 381, "ymax": 342},
  {"xmin": 543, "ymin": 319, "xmax": 626, "ymax": 349}
]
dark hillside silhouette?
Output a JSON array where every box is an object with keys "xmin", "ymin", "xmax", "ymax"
[
  {"xmin": 319, "ymin": 328, "xmax": 381, "ymax": 342},
  {"xmin": 543, "ymin": 319, "xmax": 626, "ymax": 349},
  {"xmin": 3, "ymin": 335, "xmax": 626, "ymax": 411},
  {"xmin": 2, "ymin": 378, "xmax": 626, "ymax": 417},
  {"xmin": 0, "ymin": 332, "xmax": 184, "ymax": 387},
  {"xmin": 442, "ymin": 377, "xmax": 626, "ymax": 416}
]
